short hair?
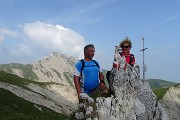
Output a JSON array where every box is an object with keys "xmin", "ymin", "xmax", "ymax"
[
  {"xmin": 120, "ymin": 38, "xmax": 132, "ymax": 48},
  {"xmin": 84, "ymin": 44, "xmax": 94, "ymax": 53}
]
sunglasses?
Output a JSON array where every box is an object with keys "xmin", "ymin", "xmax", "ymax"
[{"xmin": 121, "ymin": 46, "xmax": 129, "ymax": 48}]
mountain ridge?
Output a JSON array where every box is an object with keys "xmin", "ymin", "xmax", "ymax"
[
  {"xmin": 0, "ymin": 52, "xmax": 179, "ymax": 119},
  {"xmin": 0, "ymin": 70, "xmax": 78, "ymax": 115},
  {"xmin": 142, "ymin": 79, "xmax": 177, "ymax": 89}
]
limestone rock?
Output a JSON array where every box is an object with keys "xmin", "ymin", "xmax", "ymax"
[
  {"xmin": 95, "ymin": 45, "xmax": 168, "ymax": 120},
  {"xmin": 75, "ymin": 45, "xmax": 169, "ymax": 120},
  {"xmin": 160, "ymin": 85, "xmax": 180, "ymax": 120}
]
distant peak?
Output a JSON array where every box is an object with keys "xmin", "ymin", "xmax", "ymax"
[{"xmin": 51, "ymin": 52, "xmax": 60, "ymax": 57}]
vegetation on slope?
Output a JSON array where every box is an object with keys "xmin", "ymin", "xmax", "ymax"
[
  {"xmin": 173, "ymin": 83, "xmax": 180, "ymax": 87},
  {"xmin": 0, "ymin": 70, "xmax": 73, "ymax": 119},
  {"xmin": 152, "ymin": 88, "xmax": 169, "ymax": 100},
  {"xmin": 142, "ymin": 79, "xmax": 177, "ymax": 89},
  {"xmin": 63, "ymin": 72, "xmax": 74, "ymax": 87},
  {"xmin": 0, "ymin": 63, "xmax": 38, "ymax": 81},
  {"xmin": 0, "ymin": 70, "xmax": 63, "ymax": 88},
  {"xmin": 152, "ymin": 83, "xmax": 180, "ymax": 100},
  {"xmin": 0, "ymin": 88, "xmax": 70, "ymax": 120}
]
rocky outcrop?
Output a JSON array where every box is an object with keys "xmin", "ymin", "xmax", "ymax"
[
  {"xmin": 31, "ymin": 52, "xmax": 76, "ymax": 84},
  {"xmin": 75, "ymin": 45, "xmax": 168, "ymax": 120},
  {"xmin": 96, "ymin": 63, "xmax": 168, "ymax": 120},
  {"xmin": 160, "ymin": 85, "xmax": 180, "ymax": 120}
]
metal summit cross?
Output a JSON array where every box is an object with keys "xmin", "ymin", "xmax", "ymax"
[{"xmin": 140, "ymin": 37, "xmax": 148, "ymax": 80}]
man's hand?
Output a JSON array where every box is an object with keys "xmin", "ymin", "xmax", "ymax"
[
  {"xmin": 79, "ymin": 93, "xmax": 94, "ymax": 103},
  {"xmin": 100, "ymin": 81, "xmax": 106, "ymax": 89},
  {"xmin": 100, "ymin": 82, "xmax": 110, "ymax": 97}
]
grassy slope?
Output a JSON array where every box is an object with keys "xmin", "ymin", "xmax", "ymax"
[
  {"xmin": 0, "ymin": 70, "xmax": 64, "ymax": 88},
  {"xmin": 142, "ymin": 79, "xmax": 177, "ymax": 89},
  {"xmin": 0, "ymin": 88, "xmax": 70, "ymax": 120},
  {"xmin": 152, "ymin": 83, "xmax": 180, "ymax": 100},
  {"xmin": 0, "ymin": 63, "xmax": 38, "ymax": 81},
  {"xmin": 0, "ymin": 70, "xmax": 71, "ymax": 120},
  {"xmin": 152, "ymin": 88, "xmax": 169, "ymax": 100},
  {"xmin": 147, "ymin": 79, "xmax": 178, "ymax": 100}
]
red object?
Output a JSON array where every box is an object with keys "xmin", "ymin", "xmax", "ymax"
[
  {"xmin": 113, "ymin": 61, "xmax": 120, "ymax": 70},
  {"xmin": 121, "ymin": 51, "xmax": 135, "ymax": 65},
  {"xmin": 112, "ymin": 51, "xmax": 135, "ymax": 70}
]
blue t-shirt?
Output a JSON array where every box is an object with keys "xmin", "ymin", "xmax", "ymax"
[{"xmin": 74, "ymin": 60, "xmax": 101, "ymax": 94}]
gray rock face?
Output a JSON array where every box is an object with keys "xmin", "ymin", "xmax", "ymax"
[
  {"xmin": 160, "ymin": 85, "xmax": 180, "ymax": 120},
  {"xmin": 96, "ymin": 46, "xmax": 168, "ymax": 120},
  {"xmin": 96, "ymin": 64, "xmax": 168, "ymax": 120},
  {"xmin": 75, "ymin": 45, "xmax": 169, "ymax": 120}
]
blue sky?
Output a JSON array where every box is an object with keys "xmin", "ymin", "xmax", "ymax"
[{"xmin": 0, "ymin": 0, "xmax": 180, "ymax": 83}]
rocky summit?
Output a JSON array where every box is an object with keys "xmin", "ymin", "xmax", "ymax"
[
  {"xmin": 75, "ymin": 45, "xmax": 169, "ymax": 120},
  {"xmin": 160, "ymin": 84, "xmax": 180, "ymax": 120}
]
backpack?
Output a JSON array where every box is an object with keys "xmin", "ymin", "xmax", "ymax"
[
  {"xmin": 129, "ymin": 54, "xmax": 134, "ymax": 66},
  {"xmin": 80, "ymin": 59, "xmax": 100, "ymax": 77}
]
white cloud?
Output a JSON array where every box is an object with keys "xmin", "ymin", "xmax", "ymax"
[
  {"xmin": 10, "ymin": 43, "xmax": 31, "ymax": 56},
  {"xmin": 23, "ymin": 21, "xmax": 85, "ymax": 59},
  {"xmin": 0, "ymin": 28, "xmax": 18, "ymax": 42}
]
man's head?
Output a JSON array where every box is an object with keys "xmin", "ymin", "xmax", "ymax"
[{"xmin": 84, "ymin": 44, "xmax": 95, "ymax": 60}]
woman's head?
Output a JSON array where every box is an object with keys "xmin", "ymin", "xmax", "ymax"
[
  {"xmin": 120, "ymin": 38, "xmax": 132, "ymax": 48},
  {"xmin": 120, "ymin": 38, "xmax": 132, "ymax": 53}
]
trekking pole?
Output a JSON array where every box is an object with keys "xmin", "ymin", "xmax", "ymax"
[{"xmin": 140, "ymin": 37, "xmax": 148, "ymax": 80}]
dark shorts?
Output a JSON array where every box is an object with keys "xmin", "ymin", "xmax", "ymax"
[{"xmin": 89, "ymin": 86, "xmax": 110, "ymax": 99}]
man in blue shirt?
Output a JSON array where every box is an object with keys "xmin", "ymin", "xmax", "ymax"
[{"xmin": 74, "ymin": 44, "xmax": 109, "ymax": 100}]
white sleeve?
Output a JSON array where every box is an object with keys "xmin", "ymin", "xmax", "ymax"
[{"xmin": 73, "ymin": 68, "xmax": 80, "ymax": 77}]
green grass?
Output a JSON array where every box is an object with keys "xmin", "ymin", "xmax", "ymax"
[
  {"xmin": 63, "ymin": 72, "xmax": 74, "ymax": 87},
  {"xmin": 152, "ymin": 83, "xmax": 179, "ymax": 100},
  {"xmin": 143, "ymin": 79, "xmax": 177, "ymax": 89},
  {"xmin": 0, "ymin": 88, "xmax": 70, "ymax": 120},
  {"xmin": 0, "ymin": 70, "xmax": 73, "ymax": 119},
  {"xmin": 152, "ymin": 88, "xmax": 169, "ymax": 100},
  {"xmin": 0, "ymin": 63, "xmax": 38, "ymax": 81},
  {"xmin": 0, "ymin": 70, "xmax": 64, "ymax": 88},
  {"xmin": 173, "ymin": 83, "xmax": 180, "ymax": 87},
  {"xmin": 52, "ymin": 68, "xmax": 62, "ymax": 80},
  {"xmin": 0, "ymin": 70, "xmax": 30, "ymax": 88}
]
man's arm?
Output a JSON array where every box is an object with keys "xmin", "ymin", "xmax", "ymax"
[
  {"xmin": 74, "ymin": 75, "xmax": 81, "ymax": 100},
  {"xmin": 99, "ymin": 72, "xmax": 106, "ymax": 89}
]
